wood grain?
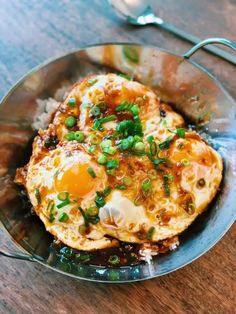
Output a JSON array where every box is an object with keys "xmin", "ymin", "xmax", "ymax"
[{"xmin": 0, "ymin": 0, "xmax": 235, "ymax": 313}]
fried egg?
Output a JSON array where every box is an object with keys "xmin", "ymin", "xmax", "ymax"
[{"xmin": 15, "ymin": 73, "xmax": 223, "ymax": 251}]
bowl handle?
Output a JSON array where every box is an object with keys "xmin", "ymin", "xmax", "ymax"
[{"xmin": 183, "ymin": 37, "xmax": 236, "ymax": 65}]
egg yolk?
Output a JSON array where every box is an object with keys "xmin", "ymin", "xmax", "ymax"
[{"xmin": 55, "ymin": 162, "xmax": 99, "ymax": 198}]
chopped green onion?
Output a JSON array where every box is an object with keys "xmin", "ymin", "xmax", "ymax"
[
  {"xmin": 119, "ymin": 138, "xmax": 132, "ymax": 150},
  {"xmin": 58, "ymin": 192, "xmax": 69, "ymax": 201},
  {"xmin": 49, "ymin": 213, "xmax": 55, "ymax": 223},
  {"xmin": 97, "ymin": 154, "xmax": 107, "ymax": 165},
  {"xmin": 118, "ymin": 73, "xmax": 132, "ymax": 80},
  {"xmin": 97, "ymin": 102, "xmax": 107, "ymax": 112},
  {"xmin": 88, "ymin": 134, "xmax": 99, "ymax": 145},
  {"xmin": 102, "ymin": 146, "xmax": 117, "ymax": 155},
  {"xmin": 65, "ymin": 116, "xmax": 77, "ymax": 128},
  {"xmin": 101, "ymin": 139, "xmax": 112, "ymax": 149},
  {"xmin": 180, "ymin": 158, "xmax": 190, "ymax": 166},
  {"xmin": 115, "ymin": 184, "xmax": 127, "ymax": 190},
  {"xmin": 88, "ymin": 145, "xmax": 96, "ymax": 153},
  {"xmin": 104, "ymin": 187, "xmax": 112, "ymax": 196},
  {"xmin": 79, "ymin": 224, "xmax": 87, "ymax": 235},
  {"xmin": 58, "ymin": 212, "xmax": 69, "ymax": 222},
  {"xmin": 35, "ymin": 188, "xmax": 41, "ymax": 204},
  {"xmin": 87, "ymin": 167, "xmax": 96, "ymax": 178},
  {"xmin": 147, "ymin": 169, "xmax": 157, "ymax": 179},
  {"xmin": 176, "ymin": 128, "xmax": 185, "ymax": 138},
  {"xmin": 64, "ymin": 132, "xmax": 75, "ymax": 141},
  {"xmin": 163, "ymin": 175, "xmax": 171, "ymax": 196},
  {"xmin": 159, "ymin": 137, "xmax": 173, "ymax": 150},
  {"xmin": 67, "ymin": 97, "xmax": 76, "ymax": 107},
  {"xmin": 130, "ymin": 104, "xmax": 140, "ymax": 116},
  {"xmin": 108, "ymin": 254, "xmax": 120, "ymax": 265},
  {"xmin": 141, "ymin": 178, "xmax": 152, "ymax": 191},
  {"xmin": 153, "ymin": 158, "xmax": 168, "ymax": 166},
  {"xmin": 133, "ymin": 135, "xmax": 142, "ymax": 143},
  {"xmin": 123, "ymin": 46, "xmax": 139, "ymax": 63},
  {"xmin": 116, "ymin": 101, "xmax": 129, "ymax": 112},
  {"xmin": 78, "ymin": 207, "xmax": 89, "ymax": 226},
  {"xmin": 90, "ymin": 106, "xmax": 101, "ymax": 117},
  {"xmin": 92, "ymin": 115, "xmax": 117, "ymax": 130},
  {"xmin": 134, "ymin": 142, "xmax": 145, "ymax": 152},
  {"xmin": 106, "ymin": 160, "xmax": 119, "ymax": 170},
  {"xmin": 87, "ymin": 78, "xmax": 98, "ymax": 86},
  {"xmin": 57, "ymin": 199, "xmax": 70, "ymax": 209},
  {"xmin": 95, "ymin": 195, "xmax": 106, "ymax": 208},
  {"xmin": 147, "ymin": 227, "xmax": 155, "ymax": 240},
  {"xmin": 106, "ymin": 169, "xmax": 116, "ymax": 176},
  {"xmin": 74, "ymin": 131, "xmax": 85, "ymax": 143},
  {"xmin": 123, "ymin": 176, "xmax": 132, "ymax": 186},
  {"xmin": 86, "ymin": 206, "xmax": 99, "ymax": 217}
]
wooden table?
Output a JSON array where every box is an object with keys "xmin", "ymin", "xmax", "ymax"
[{"xmin": 0, "ymin": 1, "xmax": 235, "ymax": 313}]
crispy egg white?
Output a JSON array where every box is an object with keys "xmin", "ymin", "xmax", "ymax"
[{"xmin": 15, "ymin": 74, "xmax": 223, "ymax": 251}]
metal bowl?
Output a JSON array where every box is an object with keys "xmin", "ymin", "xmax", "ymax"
[{"xmin": 0, "ymin": 38, "xmax": 235, "ymax": 282}]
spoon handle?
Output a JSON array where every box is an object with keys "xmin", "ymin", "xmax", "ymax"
[{"xmin": 154, "ymin": 20, "xmax": 236, "ymax": 65}]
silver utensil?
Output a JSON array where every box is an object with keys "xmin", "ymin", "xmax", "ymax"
[{"xmin": 108, "ymin": 0, "xmax": 236, "ymax": 65}]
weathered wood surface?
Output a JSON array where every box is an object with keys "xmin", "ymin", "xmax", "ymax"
[{"xmin": 0, "ymin": 1, "xmax": 235, "ymax": 313}]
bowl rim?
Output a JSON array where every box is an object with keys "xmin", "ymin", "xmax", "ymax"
[{"xmin": 0, "ymin": 42, "xmax": 235, "ymax": 283}]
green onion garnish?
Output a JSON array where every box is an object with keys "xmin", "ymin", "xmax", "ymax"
[
  {"xmin": 134, "ymin": 142, "xmax": 145, "ymax": 152},
  {"xmin": 58, "ymin": 192, "xmax": 69, "ymax": 201},
  {"xmin": 102, "ymin": 186, "xmax": 112, "ymax": 197},
  {"xmin": 123, "ymin": 46, "xmax": 139, "ymax": 63},
  {"xmin": 79, "ymin": 224, "xmax": 87, "ymax": 235},
  {"xmin": 35, "ymin": 188, "xmax": 41, "ymax": 204},
  {"xmin": 153, "ymin": 158, "xmax": 168, "ymax": 166},
  {"xmin": 95, "ymin": 195, "xmax": 106, "ymax": 208},
  {"xmin": 163, "ymin": 175, "xmax": 171, "ymax": 196},
  {"xmin": 86, "ymin": 206, "xmax": 99, "ymax": 217},
  {"xmin": 147, "ymin": 169, "xmax": 157, "ymax": 179},
  {"xmin": 90, "ymin": 106, "xmax": 101, "ymax": 117},
  {"xmin": 87, "ymin": 78, "xmax": 98, "ymax": 86},
  {"xmin": 57, "ymin": 199, "xmax": 70, "ymax": 209},
  {"xmin": 57, "ymin": 192, "xmax": 70, "ymax": 209},
  {"xmin": 159, "ymin": 137, "xmax": 173, "ymax": 150},
  {"xmin": 102, "ymin": 146, "xmax": 117, "ymax": 155},
  {"xmin": 87, "ymin": 145, "xmax": 96, "ymax": 153},
  {"xmin": 180, "ymin": 158, "xmax": 190, "ymax": 166},
  {"xmin": 67, "ymin": 97, "xmax": 76, "ymax": 107},
  {"xmin": 130, "ymin": 104, "xmax": 140, "ymax": 116},
  {"xmin": 106, "ymin": 160, "xmax": 119, "ymax": 170},
  {"xmin": 87, "ymin": 167, "xmax": 96, "ymax": 178},
  {"xmin": 64, "ymin": 132, "xmax": 75, "ymax": 141},
  {"xmin": 74, "ymin": 131, "xmax": 85, "ymax": 143},
  {"xmin": 147, "ymin": 227, "xmax": 155, "ymax": 240},
  {"xmin": 123, "ymin": 176, "xmax": 132, "ymax": 186},
  {"xmin": 115, "ymin": 184, "xmax": 127, "ymax": 190},
  {"xmin": 89, "ymin": 134, "xmax": 99, "ymax": 145},
  {"xmin": 141, "ymin": 178, "xmax": 152, "ymax": 191},
  {"xmin": 176, "ymin": 128, "xmax": 185, "ymax": 138},
  {"xmin": 65, "ymin": 116, "xmax": 77, "ymax": 128},
  {"xmin": 108, "ymin": 254, "xmax": 120, "ymax": 265},
  {"xmin": 97, "ymin": 154, "xmax": 107, "ymax": 165},
  {"xmin": 58, "ymin": 212, "xmax": 69, "ymax": 222},
  {"xmin": 92, "ymin": 115, "xmax": 117, "ymax": 130},
  {"xmin": 118, "ymin": 73, "xmax": 132, "ymax": 80}
]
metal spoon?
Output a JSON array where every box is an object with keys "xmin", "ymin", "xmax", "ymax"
[{"xmin": 109, "ymin": 0, "xmax": 236, "ymax": 65}]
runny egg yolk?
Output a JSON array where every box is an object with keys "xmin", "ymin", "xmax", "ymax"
[{"xmin": 55, "ymin": 162, "xmax": 99, "ymax": 198}]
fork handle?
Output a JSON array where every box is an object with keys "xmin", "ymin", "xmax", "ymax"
[{"xmin": 154, "ymin": 19, "xmax": 236, "ymax": 65}]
